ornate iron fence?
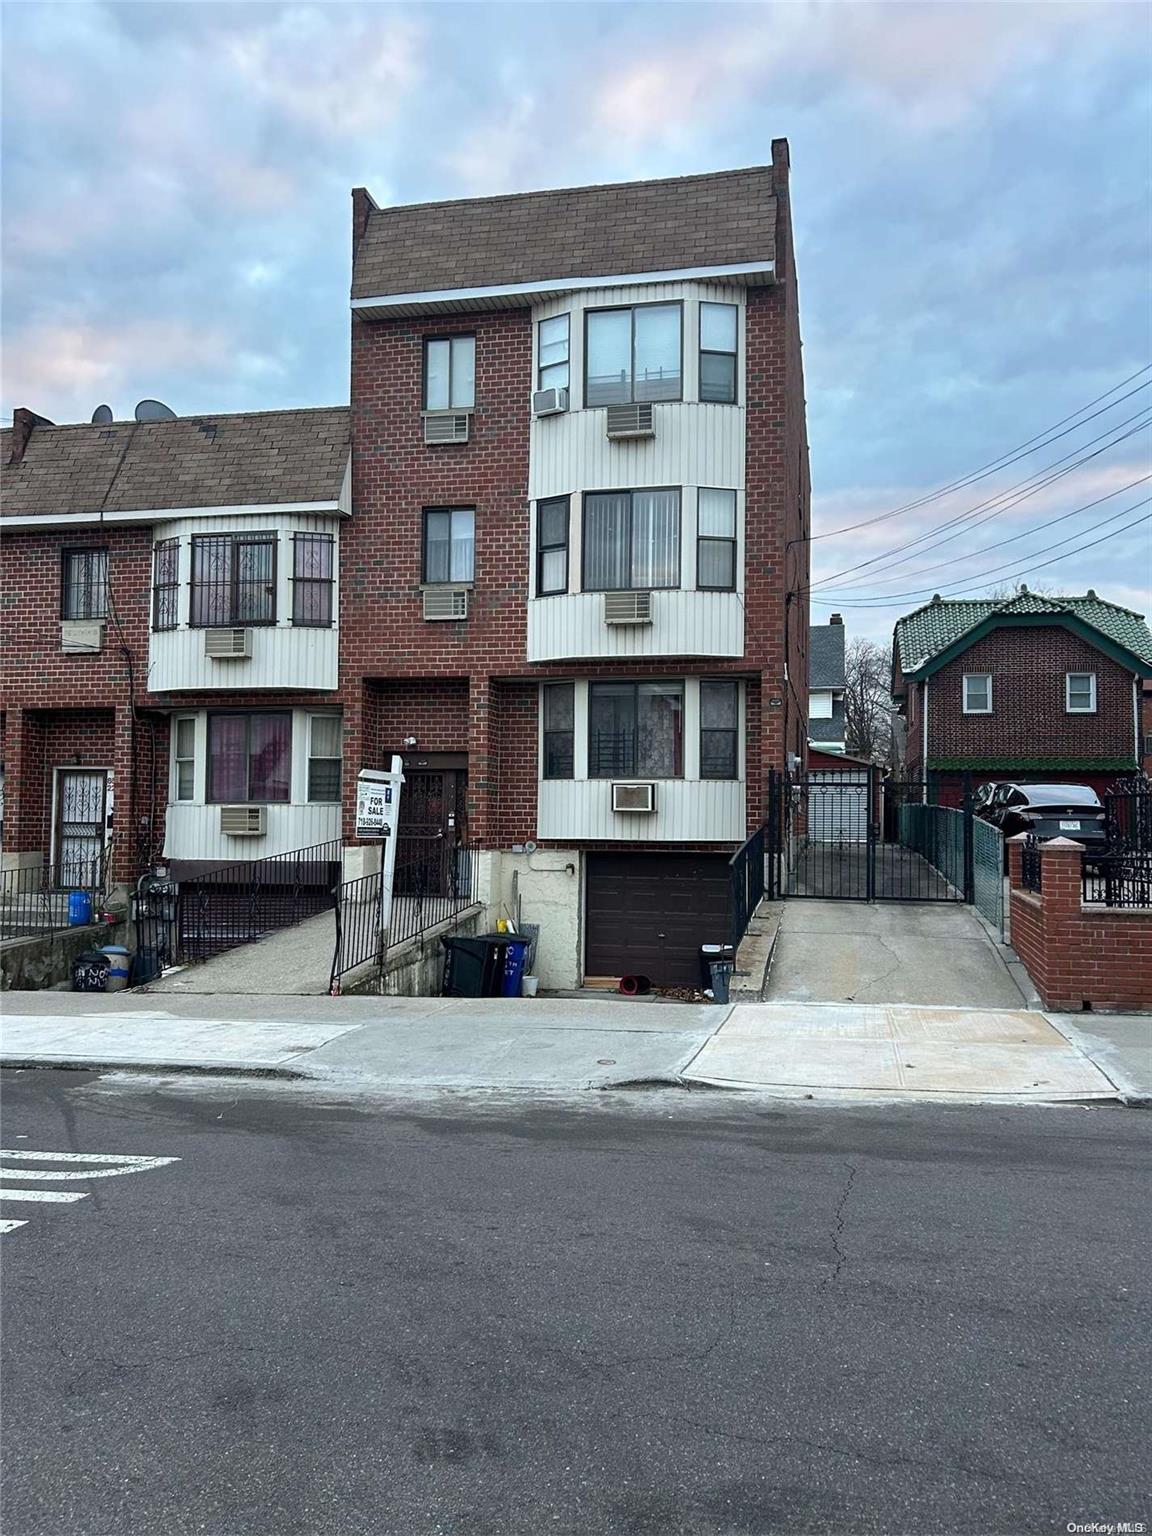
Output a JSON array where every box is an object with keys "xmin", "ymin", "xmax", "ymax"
[
  {"xmin": 1020, "ymin": 835, "xmax": 1042, "ymax": 893},
  {"xmin": 0, "ymin": 858, "xmax": 108, "ymax": 940},
  {"xmin": 174, "ymin": 840, "xmax": 341, "ymax": 963},
  {"xmin": 1083, "ymin": 850, "xmax": 1152, "ymax": 908}
]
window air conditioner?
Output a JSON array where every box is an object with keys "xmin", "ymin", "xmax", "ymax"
[
  {"xmin": 605, "ymin": 402, "xmax": 655, "ymax": 439},
  {"xmin": 603, "ymin": 590, "xmax": 652, "ymax": 625},
  {"xmin": 219, "ymin": 805, "xmax": 266, "ymax": 836},
  {"xmin": 423, "ymin": 413, "xmax": 470, "ymax": 445},
  {"xmin": 60, "ymin": 620, "xmax": 105, "ymax": 654},
  {"xmin": 423, "ymin": 587, "xmax": 469, "ymax": 621},
  {"xmin": 204, "ymin": 627, "xmax": 251, "ymax": 659},
  {"xmin": 532, "ymin": 387, "xmax": 569, "ymax": 417},
  {"xmin": 612, "ymin": 782, "xmax": 657, "ymax": 814}
]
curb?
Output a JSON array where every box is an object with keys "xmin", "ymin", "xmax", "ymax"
[{"xmin": 0, "ymin": 1057, "xmax": 308, "ymax": 1081}]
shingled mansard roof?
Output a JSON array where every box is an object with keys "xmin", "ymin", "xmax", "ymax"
[
  {"xmin": 351, "ymin": 165, "xmax": 777, "ymax": 302},
  {"xmin": 893, "ymin": 591, "xmax": 1152, "ymax": 677},
  {"xmin": 809, "ymin": 623, "xmax": 847, "ymax": 690},
  {"xmin": 1, "ymin": 406, "xmax": 350, "ymax": 521}
]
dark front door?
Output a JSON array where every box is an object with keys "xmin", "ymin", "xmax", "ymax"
[
  {"xmin": 585, "ymin": 852, "xmax": 732, "ymax": 988},
  {"xmin": 396, "ymin": 771, "xmax": 467, "ymax": 897}
]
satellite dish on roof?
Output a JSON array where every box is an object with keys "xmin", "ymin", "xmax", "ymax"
[
  {"xmin": 91, "ymin": 404, "xmax": 114, "ymax": 425},
  {"xmin": 135, "ymin": 398, "xmax": 176, "ymax": 422}
]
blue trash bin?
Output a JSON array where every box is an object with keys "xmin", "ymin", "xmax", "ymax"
[
  {"xmin": 500, "ymin": 937, "xmax": 532, "ymax": 998},
  {"xmin": 68, "ymin": 890, "xmax": 93, "ymax": 927}
]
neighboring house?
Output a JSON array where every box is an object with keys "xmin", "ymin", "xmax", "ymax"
[
  {"xmin": 345, "ymin": 141, "xmax": 810, "ymax": 987},
  {"xmin": 808, "ymin": 614, "xmax": 845, "ymax": 753},
  {"xmin": 891, "ymin": 589, "xmax": 1152, "ymax": 799},
  {"xmin": 0, "ymin": 407, "xmax": 351, "ymax": 885}
]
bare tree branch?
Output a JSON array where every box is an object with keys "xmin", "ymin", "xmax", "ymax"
[{"xmin": 843, "ymin": 638, "xmax": 894, "ymax": 763}]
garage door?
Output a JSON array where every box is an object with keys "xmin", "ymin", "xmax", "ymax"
[
  {"xmin": 585, "ymin": 853, "xmax": 732, "ymax": 988},
  {"xmin": 808, "ymin": 771, "xmax": 869, "ymax": 843}
]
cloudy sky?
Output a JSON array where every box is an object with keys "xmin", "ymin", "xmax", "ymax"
[{"xmin": 3, "ymin": 0, "xmax": 1150, "ymax": 642}]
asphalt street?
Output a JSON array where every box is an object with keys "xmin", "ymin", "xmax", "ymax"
[{"xmin": 1, "ymin": 1069, "xmax": 1149, "ymax": 1536}]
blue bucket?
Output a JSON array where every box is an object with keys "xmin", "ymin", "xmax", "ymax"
[{"xmin": 68, "ymin": 890, "xmax": 93, "ymax": 927}]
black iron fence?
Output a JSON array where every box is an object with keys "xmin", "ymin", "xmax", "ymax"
[
  {"xmin": 174, "ymin": 840, "xmax": 341, "ymax": 963},
  {"xmin": 0, "ymin": 858, "xmax": 108, "ymax": 940},
  {"xmin": 1083, "ymin": 850, "xmax": 1152, "ymax": 908},
  {"xmin": 330, "ymin": 839, "xmax": 478, "ymax": 989},
  {"xmin": 1104, "ymin": 783, "xmax": 1152, "ymax": 853},
  {"xmin": 729, "ymin": 826, "xmax": 766, "ymax": 950},
  {"xmin": 1020, "ymin": 835, "xmax": 1043, "ymax": 893}
]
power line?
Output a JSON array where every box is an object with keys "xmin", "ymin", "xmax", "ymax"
[
  {"xmin": 809, "ymin": 365, "xmax": 1152, "ymax": 542},
  {"xmin": 806, "ymin": 408, "xmax": 1152, "ymax": 594},
  {"xmin": 813, "ymin": 472, "xmax": 1152, "ymax": 594},
  {"xmin": 809, "ymin": 502, "xmax": 1151, "ymax": 608}
]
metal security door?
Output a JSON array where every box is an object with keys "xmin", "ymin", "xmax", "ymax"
[
  {"xmin": 396, "ymin": 771, "xmax": 466, "ymax": 897},
  {"xmin": 54, "ymin": 770, "xmax": 108, "ymax": 888}
]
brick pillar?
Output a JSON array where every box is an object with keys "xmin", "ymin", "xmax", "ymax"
[
  {"xmin": 1006, "ymin": 833, "xmax": 1025, "ymax": 888},
  {"xmin": 340, "ymin": 685, "xmax": 366, "ymax": 846},
  {"xmin": 1036, "ymin": 837, "xmax": 1084, "ymax": 1010},
  {"xmin": 111, "ymin": 704, "xmax": 136, "ymax": 883},
  {"xmin": 1, "ymin": 708, "xmax": 42, "ymax": 866},
  {"xmin": 467, "ymin": 674, "xmax": 493, "ymax": 847}
]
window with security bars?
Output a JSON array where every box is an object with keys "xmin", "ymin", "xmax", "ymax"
[
  {"xmin": 542, "ymin": 682, "xmax": 574, "ymax": 779},
  {"xmin": 60, "ymin": 548, "xmax": 108, "ymax": 620},
  {"xmin": 190, "ymin": 533, "xmax": 277, "ymax": 626},
  {"xmin": 307, "ymin": 716, "xmax": 342, "ymax": 801},
  {"xmin": 589, "ymin": 681, "xmax": 684, "ymax": 778},
  {"xmin": 700, "ymin": 680, "xmax": 738, "ymax": 779},
  {"xmin": 292, "ymin": 533, "xmax": 334, "ymax": 626},
  {"xmin": 152, "ymin": 538, "xmax": 179, "ymax": 631}
]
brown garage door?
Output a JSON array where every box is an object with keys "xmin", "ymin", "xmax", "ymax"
[{"xmin": 585, "ymin": 852, "xmax": 732, "ymax": 988}]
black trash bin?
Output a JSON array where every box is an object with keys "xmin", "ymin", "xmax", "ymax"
[
  {"xmin": 72, "ymin": 950, "xmax": 111, "ymax": 993},
  {"xmin": 698, "ymin": 943, "xmax": 736, "ymax": 992},
  {"xmin": 442, "ymin": 934, "xmax": 509, "ymax": 997}
]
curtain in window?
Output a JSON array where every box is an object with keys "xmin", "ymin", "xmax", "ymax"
[
  {"xmin": 236, "ymin": 539, "xmax": 275, "ymax": 623},
  {"xmin": 584, "ymin": 494, "xmax": 631, "ymax": 591},
  {"xmin": 637, "ymin": 683, "xmax": 683, "ymax": 776},
  {"xmin": 208, "ymin": 716, "xmax": 248, "ymax": 802},
  {"xmin": 631, "ymin": 490, "xmax": 680, "ymax": 589},
  {"xmin": 248, "ymin": 714, "xmax": 291, "ymax": 802},
  {"xmin": 308, "ymin": 716, "xmax": 342, "ymax": 801}
]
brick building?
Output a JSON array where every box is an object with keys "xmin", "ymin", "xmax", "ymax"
[
  {"xmin": 344, "ymin": 142, "xmax": 810, "ymax": 987},
  {"xmin": 892, "ymin": 589, "xmax": 1152, "ymax": 800},
  {"xmin": 1, "ymin": 407, "xmax": 350, "ymax": 888}
]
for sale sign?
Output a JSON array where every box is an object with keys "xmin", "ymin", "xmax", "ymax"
[{"xmin": 355, "ymin": 767, "xmax": 400, "ymax": 840}]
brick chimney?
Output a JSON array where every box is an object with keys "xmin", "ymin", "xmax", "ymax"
[
  {"xmin": 829, "ymin": 613, "xmax": 843, "ymax": 625},
  {"xmin": 351, "ymin": 186, "xmax": 379, "ymax": 261},
  {"xmin": 7, "ymin": 407, "xmax": 53, "ymax": 466}
]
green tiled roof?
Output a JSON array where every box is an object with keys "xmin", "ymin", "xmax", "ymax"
[{"xmin": 894, "ymin": 591, "xmax": 1152, "ymax": 675}]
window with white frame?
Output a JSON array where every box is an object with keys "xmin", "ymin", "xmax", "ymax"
[
  {"xmin": 173, "ymin": 718, "xmax": 196, "ymax": 801},
  {"xmin": 962, "ymin": 674, "xmax": 992, "ymax": 714},
  {"xmin": 1065, "ymin": 672, "xmax": 1097, "ymax": 713},
  {"xmin": 583, "ymin": 489, "xmax": 680, "ymax": 591},
  {"xmin": 307, "ymin": 716, "xmax": 342, "ymax": 801},
  {"xmin": 537, "ymin": 315, "xmax": 570, "ymax": 393},
  {"xmin": 697, "ymin": 489, "xmax": 737, "ymax": 590},
  {"xmin": 584, "ymin": 303, "xmax": 682, "ymax": 405},
  {"xmin": 699, "ymin": 303, "xmax": 738, "ymax": 404},
  {"xmin": 423, "ymin": 335, "xmax": 475, "ymax": 412},
  {"xmin": 207, "ymin": 713, "xmax": 291, "ymax": 803}
]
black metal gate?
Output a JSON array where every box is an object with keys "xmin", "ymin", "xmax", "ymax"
[{"xmin": 767, "ymin": 769, "xmax": 973, "ymax": 904}]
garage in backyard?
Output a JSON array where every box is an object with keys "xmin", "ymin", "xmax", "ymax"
[{"xmin": 584, "ymin": 852, "xmax": 732, "ymax": 988}]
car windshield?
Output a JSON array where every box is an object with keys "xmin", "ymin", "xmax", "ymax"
[{"xmin": 1017, "ymin": 785, "xmax": 1101, "ymax": 808}]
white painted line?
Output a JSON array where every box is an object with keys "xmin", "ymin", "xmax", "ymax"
[
  {"xmin": 0, "ymin": 1188, "xmax": 88, "ymax": 1203},
  {"xmin": 0, "ymin": 1220, "xmax": 28, "ymax": 1234},
  {"xmin": 0, "ymin": 1151, "xmax": 180, "ymax": 1180}
]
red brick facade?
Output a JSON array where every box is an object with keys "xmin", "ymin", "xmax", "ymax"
[{"xmin": 1008, "ymin": 837, "xmax": 1152, "ymax": 1012}]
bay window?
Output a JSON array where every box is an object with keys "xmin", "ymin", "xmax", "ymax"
[
  {"xmin": 697, "ymin": 489, "xmax": 737, "ymax": 590},
  {"xmin": 583, "ymin": 489, "xmax": 680, "ymax": 591},
  {"xmin": 423, "ymin": 335, "xmax": 475, "ymax": 411},
  {"xmin": 423, "ymin": 507, "xmax": 475, "ymax": 584},
  {"xmin": 537, "ymin": 314, "xmax": 570, "ymax": 393},
  {"xmin": 536, "ymin": 497, "xmax": 569, "ymax": 596},
  {"xmin": 699, "ymin": 303, "xmax": 738, "ymax": 403},
  {"xmin": 589, "ymin": 681, "xmax": 684, "ymax": 778},
  {"xmin": 191, "ymin": 533, "xmax": 276, "ymax": 627},
  {"xmin": 61, "ymin": 548, "xmax": 108, "ymax": 620},
  {"xmin": 585, "ymin": 303, "xmax": 681, "ymax": 405},
  {"xmin": 700, "ymin": 681, "xmax": 739, "ymax": 779},
  {"xmin": 207, "ymin": 712, "xmax": 290, "ymax": 803},
  {"xmin": 542, "ymin": 682, "xmax": 575, "ymax": 779}
]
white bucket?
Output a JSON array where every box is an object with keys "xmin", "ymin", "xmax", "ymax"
[{"xmin": 521, "ymin": 975, "xmax": 539, "ymax": 999}]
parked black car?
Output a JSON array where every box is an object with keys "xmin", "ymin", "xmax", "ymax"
[{"xmin": 977, "ymin": 782, "xmax": 1109, "ymax": 864}]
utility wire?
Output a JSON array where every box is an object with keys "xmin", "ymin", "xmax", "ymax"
[
  {"xmin": 806, "ymin": 409, "xmax": 1152, "ymax": 594},
  {"xmin": 810, "ymin": 365, "xmax": 1152, "ymax": 542},
  {"xmin": 809, "ymin": 503, "xmax": 1151, "ymax": 608},
  {"xmin": 815, "ymin": 471, "xmax": 1152, "ymax": 594}
]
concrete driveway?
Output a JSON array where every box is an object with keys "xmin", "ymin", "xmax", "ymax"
[{"xmin": 766, "ymin": 900, "xmax": 1026, "ymax": 1009}]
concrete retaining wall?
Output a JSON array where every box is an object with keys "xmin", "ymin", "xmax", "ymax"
[
  {"xmin": 343, "ymin": 905, "xmax": 487, "ymax": 997},
  {"xmin": 2, "ymin": 919, "xmax": 128, "ymax": 992}
]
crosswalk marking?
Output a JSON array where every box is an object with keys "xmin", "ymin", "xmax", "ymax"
[
  {"xmin": 0, "ymin": 1188, "xmax": 88, "ymax": 1203},
  {"xmin": 0, "ymin": 1148, "xmax": 181, "ymax": 1236}
]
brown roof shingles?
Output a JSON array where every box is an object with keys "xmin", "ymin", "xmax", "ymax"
[
  {"xmin": 351, "ymin": 166, "xmax": 775, "ymax": 299},
  {"xmin": 1, "ymin": 406, "xmax": 349, "ymax": 519}
]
